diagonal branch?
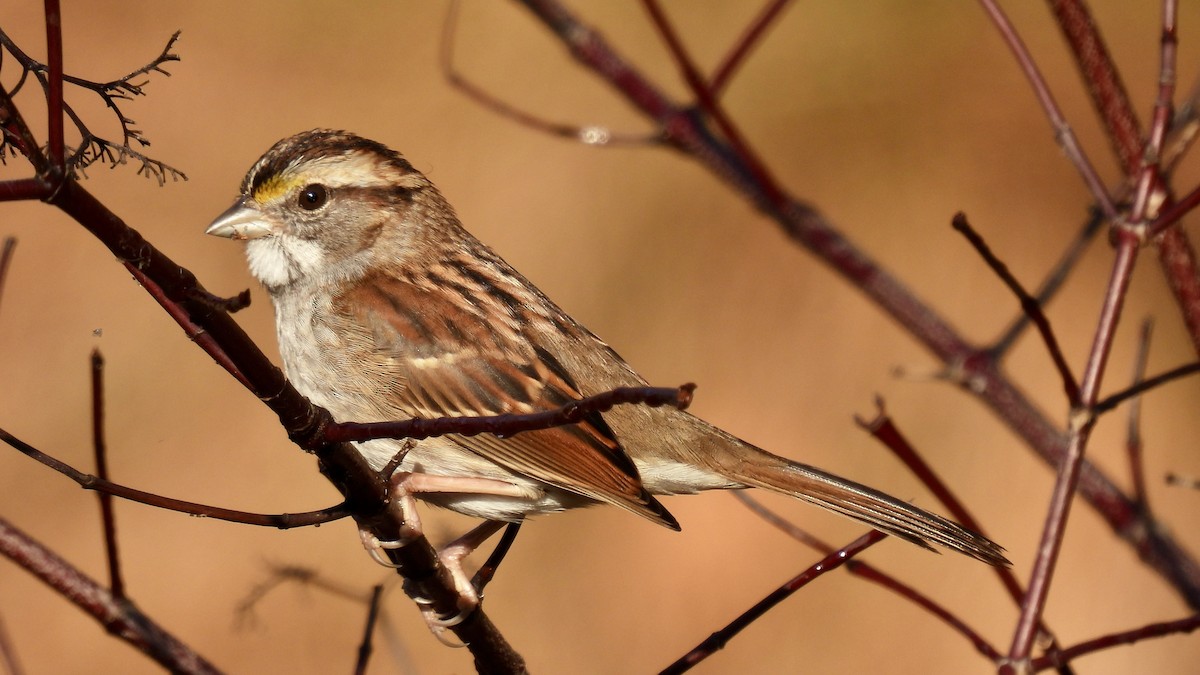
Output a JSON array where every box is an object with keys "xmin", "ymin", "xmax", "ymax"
[
  {"xmin": 512, "ymin": 0, "xmax": 1200, "ymax": 609},
  {"xmin": 659, "ymin": 530, "xmax": 886, "ymax": 674},
  {"xmin": 0, "ymin": 515, "xmax": 221, "ymax": 674}
]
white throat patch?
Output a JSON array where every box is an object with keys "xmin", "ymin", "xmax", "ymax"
[{"xmin": 245, "ymin": 235, "xmax": 327, "ymax": 290}]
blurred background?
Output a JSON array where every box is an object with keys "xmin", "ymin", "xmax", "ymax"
[{"xmin": 1, "ymin": 2, "xmax": 1199, "ymax": 673}]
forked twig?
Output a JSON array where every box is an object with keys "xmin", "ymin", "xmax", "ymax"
[
  {"xmin": 953, "ymin": 213, "xmax": 1080, "ymax": 405},
  {"xmin": 708, "ymin": 0, "xmax": 793, "ymax": 96},
  {"xmin": 440, "ymin": 1, "xmax": 659, "ymax": 146}
]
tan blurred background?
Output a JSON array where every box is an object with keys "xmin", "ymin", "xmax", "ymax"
[{"xmin": 2, "ymin": 2, "xmax": 1199, "ymax": 673}]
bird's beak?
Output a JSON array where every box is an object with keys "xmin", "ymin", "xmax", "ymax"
[{"xmin": 205, "ymin": 199, "xmax": 275, "ymax": 240}]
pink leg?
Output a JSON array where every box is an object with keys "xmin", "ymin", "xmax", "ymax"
[{"xmin": 360, "ymin": 472, "xmax": 531, "ymax": 631}]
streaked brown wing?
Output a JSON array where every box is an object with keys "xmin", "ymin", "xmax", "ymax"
[{"xmin": 336, "ymin": 271, "xmax": 678, "ymax": 529}]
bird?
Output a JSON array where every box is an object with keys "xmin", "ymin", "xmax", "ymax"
[{"xmin": 206, "ymin": 129, "xmax": 1007, "ymax": 614}]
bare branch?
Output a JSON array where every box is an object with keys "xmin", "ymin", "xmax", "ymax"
[
  {"xmin": 734, "ymin": 493, "xmax": 1003, "ymax": 663},
  {"xmin": 90, "ymin": 349, "xmax": 125, "ymax": 599},
  {"xmin": 659, "ymin": 530, "xmax": 885, "ymax": 674},
  {"xmin": 0, "ymin": 515, "xmax": 221, "ymax": 674},
  {"xmin": 324, "ymin": 384, "xmax": 695, "ymax": 444},
  {"xmin": 953, "ymin": 213, "xmax": 1080, "ymax": 405},
  {"xmin": 0, "ymin": 426, "xmax": 350, "ymax": 528}
]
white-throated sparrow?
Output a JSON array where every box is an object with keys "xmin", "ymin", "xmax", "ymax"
[{"xmin": 207, "ymin": 129, "xmax": 1006, "ymax": 610}]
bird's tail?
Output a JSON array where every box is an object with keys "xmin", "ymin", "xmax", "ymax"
[{"xmin": 719, "ymin": 445, "xmax": 1009, "ymax": 567}]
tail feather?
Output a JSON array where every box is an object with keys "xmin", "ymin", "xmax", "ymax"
[{"xmin": 726, "ymin": 454, "xmax": 1009, "ymax": 567}]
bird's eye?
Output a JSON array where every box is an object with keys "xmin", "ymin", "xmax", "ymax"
[{"xmin": 298, "ymin": 184, "xmax": 328, "ymax": 211}]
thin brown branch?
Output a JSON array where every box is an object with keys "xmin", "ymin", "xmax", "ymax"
[
  {"xmin": 1006, "ymin": 232, "xmax": 1141, "ymax": 665},
  {"xmin": 511, "ymin": 0, "xmax": 1200, "ymax": 609},
  {"xmin": 90, "ymin": 349, "xmax": 124, "ymax": 599},
  {"xmin": 733, "ymin": 493, "xmax": 1003, "ymax": 662},
  {"xmin": 1166, "ymin": 473, "xmax": 1200, "ymax": 490},
  {"xmin": 440, "ymin": 1, "xmax": 658, "ymax": 146},
  {"xmin": 990, "ymin": 208, "xmax": 1104, "ymax": 355},
  {"xmin": 0, "ymin": 25, "xmax": 185, "ymax": 183},
  {"xmin": 953, "ymin": 213, "xmax": 1080, "ymax": 405},
  {"xmin": 124, "ymin": 263, "xmax": 251, "ymax": 389},
  {"xmin": 1046, "ymin": 0, "xmax": 1143, "ymax": 171},
  {"xmin": 354, "ymin": 585, "xmax": 385, "ymax": 675},
  {"xmin": 0, "ymin": 425, "xmax": 350, "ymax": 528},
  {"xmin": 0, "ymin": 237, "xmax": 16, "ymax": 318},
  {"xmin": 1093, "ymin": 361, "xmax": 1200, "ymax": 416},
  {"xmin": 855, "ymin": 403, "xmax": 1072, "ymax": 673},
  {"xmin": 0, "ymin": 609, "xmax": 24, "ymax": 675},
  {"xmin": 235, "ymin": 565, "xmax": 369, "ymax": 628},
  {"xmin": 324, "ymin": 384, "xmax": 695, "ymax": 444},
  {"xmin": 0, "ymin": 516, "xmax": 221, "ymax": 674},
  {"xmin": 43, "ymin": 0, "xmax": 63, "ymax": 173},
  {"xmin": 472, "ymin": 522, "xmax": 522, "ymax": 593},
  {"xmin": 1126, "ymin": 319, "xmax": 1153, "ymax": 507},
  {"xmin": 977, "ymin": 0, "xmax": 1118, "ymax": 220},
  {"xmin": 659, "ymin": 530, "xmax": 885, "ymax": 674},
  {"xmin": 1127, "ymin": 0, "xmax": 1177, "ymax": 226},
  {"xmin": 1048, "ymin": 0, "xmax": 1200, "ymax": 361},
  {"xmin": 640, "ymin": 0, "xmax": 789, "ymax": 213},
  {"xmin": 1029, "ymin": 614, "xmax": 1200, "ymax": 671},
  {"xmin": 708, "ymin": 0, "xmax": 793, "ymax": 96},
  {"xmin": 1164, "ymin": 72, "xmax": 1200, "ymax": 172}
]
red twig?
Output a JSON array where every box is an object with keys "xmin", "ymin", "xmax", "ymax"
[
  {"xmin": 640, "ymin": 0, "xmax": 789, "ymax": 213},
  {"xmin": 1048, "ymin": 0, "xmax": 1200, "ymax": 359},
  {"xmin": 1029, "ymin": 613, "xmax": 1200, "ymax": 671},
  {"xmin": 510, "ymin": 0, "xmax": 1200, "ymax": 608},
  {"xmin": 324, "ymin": 384, "xmax": 695, "ymax": 443},
  {"xmin": 440, "ymin": 1, "xmax": 657, "ymax": 146},
  {"xmin": 1150, "ymin": 185, "xmax": 1200, "ymax": 235},
  {"xmin": 977, "ymin": 0, "xmax": 1118, "ymax": 220},
  {"xmin": 124, "ymin": 263, "xmax": 251, "ymax": 389},
  {"xmin": 952, "ymin": 213, "xmax": 1080, "ymax": 405},
  {"xmin": 472, "ymin": 522, "xmax": 522, "ymax": 593},
  {"xmin": 90, "ymin": 349, "xmax": 125, "ymax": 599},
  {"xmin": 856, "ymin": 404, "xmax": 1072, "ymax": 671},
  {"xmin": 733, "ymin": 493, "xmax": 1002, "ymax": 662},
  {"xmin": 1006, "ymin": 232, "xmax": 1140, "ymax": 667},
  {"xmin": 0, "ymin": 425, "xmax": 349, "ymax": 528},
  {"xmin": 43, "ymin": 0, "xmax": 64, "ymax": 175},
  {"xmin": 659, "ymin": 530, "xmax": 885, "ymax": 674},
  {"xmin": 708, "ymin": 0, "xmax": 793, "ymax": 96},
  {"xmin": 1046, "ymin": 0, "xmax": 1143, "ymax": 171},
  {"xmin": 1128, "ymin": 0, "xmax": 1177, "ymax": 226},
  {"xmin": 0, "ymin": 516, "xmax": 221, "ymax": 674}
]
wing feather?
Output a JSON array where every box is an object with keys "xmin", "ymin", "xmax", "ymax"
[{"xmin": 337, "ymin": 272, "xmax": 678, "ymax": 529}]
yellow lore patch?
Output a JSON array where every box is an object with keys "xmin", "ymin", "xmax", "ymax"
[{"xmin": 252, "ymin": 174, "xmax": 305, "ymax": 205}]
